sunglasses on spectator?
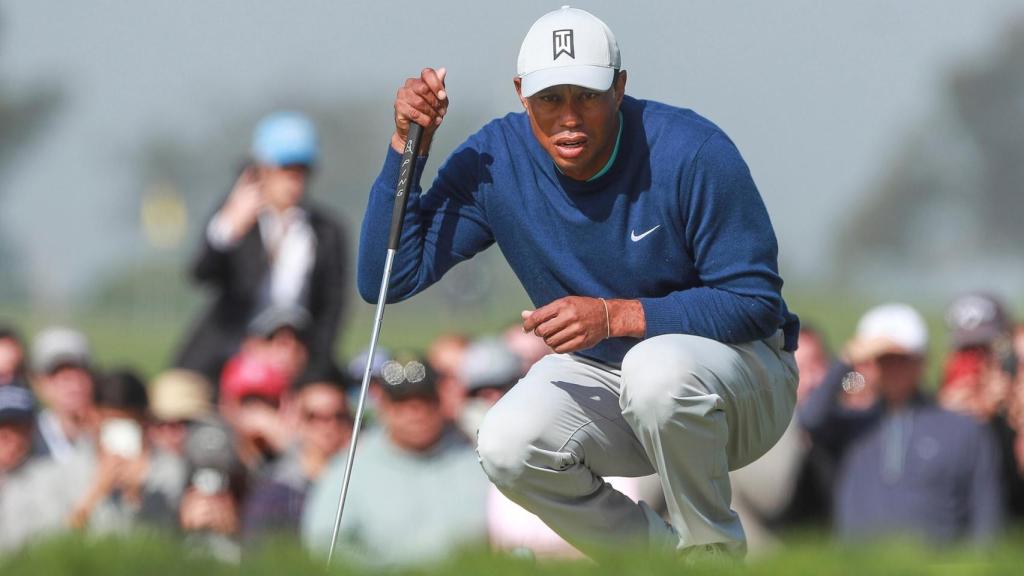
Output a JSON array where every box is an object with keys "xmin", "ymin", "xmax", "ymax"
[
  {"xmin": 302, "ymin": 409, "xmax": 349, "ymax": 424},
  {"xmin": 153, "ymin": 419, "xmax": 190, "ymax": 427}
]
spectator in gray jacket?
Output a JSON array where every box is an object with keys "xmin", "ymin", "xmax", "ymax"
[
  {"xmin": 800, "ymin": 303, "xmax": 1004, "ymax": 545},
  {"xmin": 302, "ymin": 357, "xmax": 488, "ymax": 567},
  {"xmin": 31, "ymin": 327, "xmax": 96, "ymax": 462}
]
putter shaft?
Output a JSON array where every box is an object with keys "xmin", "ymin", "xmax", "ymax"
[{"xmin": 327, "ymin": 248, "xmax": 396, "ymax": 563}]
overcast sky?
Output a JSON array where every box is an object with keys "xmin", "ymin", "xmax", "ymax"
[{"xmin": 1, "ymin": 0, "xmax": 1021, "ymax": 302}]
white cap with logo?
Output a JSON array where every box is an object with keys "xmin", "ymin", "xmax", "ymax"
[{"xmin": 517, "ymin": 6, "xmax": 620, "ymax": 98}]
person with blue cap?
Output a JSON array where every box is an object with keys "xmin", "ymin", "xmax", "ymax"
[{"xmin": 175, "ymin": 112, "xmax": 348, "ymax": 387}]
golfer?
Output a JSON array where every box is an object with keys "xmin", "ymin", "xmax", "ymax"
[{"xmin": 358, "ymin": 6, "xmax": 799, "ymax": 558}]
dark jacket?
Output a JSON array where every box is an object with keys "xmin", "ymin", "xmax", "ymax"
[
  {"xmin": 175, "ymin": 201, "xmax": 348, "ymax": 384},
  {"xmin": 799, "ymin": 361, "xmax": 1004, "ymax": 544}
]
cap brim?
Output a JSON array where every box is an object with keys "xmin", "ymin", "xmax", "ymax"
[
  {"xmin": 377, "ymin": 381, "xmax": 437, "ymax": 401},
  {"xmin": 951, "ymin": 327, "xmax": 1001, "ymax": 349},
  {"xmin": 151, "ymin": 396, "xmax": 210, "ymax": 422},
  {"xmin": 40, "ymin": 354, "xmax": 90, "ymax": 375},
  {"xmin": 0, "ymin": 410, "xmax": 34, "ymax": 425},
  {"xmin": 520, "ymin": 65, "xmax": 615, "ymax": 98},
  {"xmin": 846, "ymin": 336, "xmax": 923, "ymax": 364}
]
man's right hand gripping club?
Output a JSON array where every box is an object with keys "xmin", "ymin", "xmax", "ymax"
[{"xmin": 392, "ymin": 67, "xmax": 448, "ymax": 156}]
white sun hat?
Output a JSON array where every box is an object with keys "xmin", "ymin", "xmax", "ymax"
[{"xmin": 517, "ymin": 6, "xmax": 620, "ymax": 98}]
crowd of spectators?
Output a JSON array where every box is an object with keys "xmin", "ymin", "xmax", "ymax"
[
  {"xmin": 1, "ymin": 112, "xmax": 1023, "ymax": 565},
  {"xmin": 731, "ymin": 293, "xmax": 1024, "ymax": 553},
  {"xmin": 2, "ymin": 291, "xmax": 1022, "ymax": 565}
]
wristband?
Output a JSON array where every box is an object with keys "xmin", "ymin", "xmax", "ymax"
[{"xmin": 599, "ymin": 298, "xmax": 611, "ymax": 340}]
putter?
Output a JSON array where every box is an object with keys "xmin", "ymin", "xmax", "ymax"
[{"xmin": 327, "ymin": 122, "xmax": 424, "ymax": 564}]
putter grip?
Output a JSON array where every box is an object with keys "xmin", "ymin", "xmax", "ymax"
[{"xmin": 387, "ymin": 123, "xmax": 424, "ymax": 251}]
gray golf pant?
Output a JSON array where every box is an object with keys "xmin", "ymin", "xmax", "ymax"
[{"xmin": 476, "ymin": 332, "xmax": 798, "ymax": 555}]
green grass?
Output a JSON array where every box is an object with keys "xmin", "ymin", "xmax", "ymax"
[{"xmin": 2, "ymin": 534, "xmax": 1023, "ymax": 576}]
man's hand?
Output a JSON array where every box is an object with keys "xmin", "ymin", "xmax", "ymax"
[
  {"xmin": 217, "ymin": 166, "xmax": 264, "ymax": 243},
  {"xmin": 392, "ymin": 67, "xmax": 448, "ymax": 155},
  {"xmin": 180, "ymin": 488, "xmax": 239, "ymax": 535},
  {"xmin": 522, "ymin": 296, "xmax": 645, "ymax": 354},
  {"xmin": 235, "ymin": 403, "xmax": 294, "ymax": 454}
]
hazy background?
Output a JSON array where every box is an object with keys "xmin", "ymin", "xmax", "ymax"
[{"xmin": 1, "ymin": 0, "xmax": 1022, "ymax": 371}]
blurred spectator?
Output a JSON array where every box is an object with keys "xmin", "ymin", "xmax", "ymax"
[
  {"xmin": 0, "ymin": 325, "xmax": 27, "ymax": 387},
  {"xmin": 1015, "ymin": 324, "xmax": 1024, "ymax": 382},
  {"xmin": 242, "ymin": 365, "xmax": 351, "ymax": 542},
  {"xmin": 175, "ymin": 111, "xmax": 348, "ymax": 384},
  {"xmin": 939, "ymin": 292, "xmax": 1015, "ymax": 421},
  {"xmin": 731, "ymin": 324, "xmax": 835, "ymax": 554},
  {"xmin": 180, "ymin": 418, "xmax": 247, "ymax": 563},
  {"xmin": 0, "ymin": 386, "xmax": 36, "ymax": 480},
  {"xmin": 1012, "ymin": 323, "xmax": 1024, "ymax": 429},
  {"xmin": 1, "ymin": 370, "xmax": 185, "ymax": 552},
  {"xmin": 502, "ymin": 322, "xmax": 551, "ymax": 377},
  {"xmin": 241, "ymin": 304, "xmax": 312, "ymax": 384},
  {"xmin": 0, "ymin": 386, "xmax": 40, "ymax": 550},
  {"xmin": 345, "ymin": 345, "xmax": 391, "ymax": 419},
  {"xmin": 67, "ymin": 370, "xmax": 185, "ymax": 532},
  {"xmin": 456, "ymin": 337, "xmax": 521, "ymax": 438},
  {"xmin": 302, "ymin": 357, "xmax": 487, "ymax": 566},
  {"xmin": 346, "ymin": 346, "xmax": 391, "ymax": 387},
  {"xmin": 1011, "ymin": 324, "xmax": 1024, "ymax": 515},
  {"xmin": 939, "ymin": 293, "xmax": 1023, "ymax": 521},
  {"xmin": 148, "ymin": 369, "xmax": 213, "ymax": 457},
  {"xmin": 426, "ymin": 333, "xmax": 469, "ymax": 422},
  {"xmin": 31, "ymin": 327, "xmax": 96, "ymax": 462},
  {"xmin": 794, "ymin": 324, "xmax": 831, "ymax": 405},
  {"xmin": 800, "ymin": 303, "xmax": 1003, "ymax": 545},
  {"xmin": 219, "ymin": 352, "xmax": 294, "ymax": 473}
]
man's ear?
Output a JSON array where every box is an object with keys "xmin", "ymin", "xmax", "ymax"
[
  {"xmin": 613, "ymin": 70, "xmax": 627, "ymax": 107},
  {"xmin": 513, "ymin": 77, "xmax": 529, "ymax": 111}
]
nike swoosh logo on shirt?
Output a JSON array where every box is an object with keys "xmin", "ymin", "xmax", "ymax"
[{"xmin": 630, "ymin": 225, "xmax": 661, "ymax": 242}]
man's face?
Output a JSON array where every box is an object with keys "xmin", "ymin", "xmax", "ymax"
[
  {"xmin": 378, "ymin": 392, "xmax": 446, "ymax": 453},
  {"xmin": 148, "ymin": 419, "xmax": 189, "ymax": 456},
  {"xmin": 297, "ymin": 384, "xmax": 351, "ymax": 457},
  {"xmin": 515, "ymin": 72, "xmax": 627, "ymax": 181},
  {"xmin": 0, "ymin": 338, "xmax": 24, "ymax": 382},
  {"xmin": 228, "ymin": 396, "xmax": 281, "ymax": 445},
  {"xmin": 41, "ymin": 365, "xmax": 94, "ymax": 416},
  {"xmin": 876, "ymin": 353, "xmax": 924, "ymax": 406},
  {"xmin": 266, "ymin": 328, "xmax": 308, "ymax": 380},
  {"xmin": 427, "ymin": 336, "xmax": 468, "ymax": 421},
  {"xmin": 795, "ymin": 331, "xmax": 830, "ymax": 405},
  {"xmin": 259, "ymin": 165, "xmax": 308, "ymax": 212},
  {"xmin": 0, "ymin": 422, "xmax": 32, "ymax": 472}
]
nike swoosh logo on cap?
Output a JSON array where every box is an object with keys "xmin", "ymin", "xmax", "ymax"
[{"xmin": 630, "ymin": 225, "xmax": 661, "ymax": 242}]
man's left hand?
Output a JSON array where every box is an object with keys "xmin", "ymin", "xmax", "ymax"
[{"xmin": 522, "ymin": 296, "xmax": 608, "ymax": 354}]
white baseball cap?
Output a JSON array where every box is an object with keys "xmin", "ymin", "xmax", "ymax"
[
  {"xmin": 517, "ymin": 6, "xmax": 620, "ymax": 98},
  {"xmin": 32, "ymin": 326, "xmax": 91, "ymax": 374},
  {"xmin": 848, "ymin": 303, "xmax": 929, "ymax": 361}
]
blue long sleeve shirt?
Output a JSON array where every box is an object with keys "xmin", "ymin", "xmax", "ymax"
[{"xmin": 358, "ymin": 96, "xmax": 798, "ymax": 366}]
